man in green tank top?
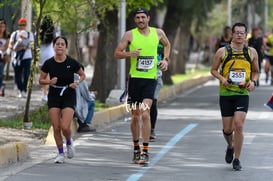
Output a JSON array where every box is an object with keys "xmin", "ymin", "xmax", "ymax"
[
  {"xmin": 114, "ymin": 7, "xmax": 170, "ymax": 164},
  {"xmin": 211, "ymin": 22, "xmax": 259, "ymax": 171}
]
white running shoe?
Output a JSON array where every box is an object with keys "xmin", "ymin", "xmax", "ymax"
[
  {"xmin": 41, "ymin": 95, "xmax": 48, "ymax": 102},
  {"xmin": 17, "ymin": 92, "xmax": 22, "ymax": 98},
  {"xmin": 21, "ymin": 91, "xmax": 27, "ymax": 98},
  {"xmin": 67, "ymin": 140, "xmax": 75, "ymax": 159},
  {"xmin": 54, "ymin": 153, "xmax": 65, "ymax": 163}
]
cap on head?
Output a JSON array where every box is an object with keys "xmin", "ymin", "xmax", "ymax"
[
  {"xmin": 133, "ymin": 7, "xmax": 149, "ymax": 17},
  {"xmin": 18, "ymin": 18, "xmax": 27, "ymax": 25}
]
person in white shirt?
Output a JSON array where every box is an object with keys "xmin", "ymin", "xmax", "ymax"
[{"xmin": 8, "ymin": 17, "xmax": 34, "ymax": 98}]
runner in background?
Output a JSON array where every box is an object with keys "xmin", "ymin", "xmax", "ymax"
[{"xmin": 150, "ymin": 42, "xmax": 164, "ymax": 141}]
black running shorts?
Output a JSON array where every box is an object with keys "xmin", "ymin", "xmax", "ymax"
[
  {"xmin": 264, "ymin": 55, "xmax": 273, "ymax": 66},
  {"xmin": 127, "ymin": 77, "xmax": 157, "ymax": 105},
  {"xmin": 47, "ymin": 87, "xmax": 76, "ymax": 110},
  {"xmin": 219, "ymin": 95, "xmax": 249, "ymax": 117}
]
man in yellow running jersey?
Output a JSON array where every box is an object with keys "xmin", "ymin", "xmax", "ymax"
[
  {"xmin": 114, "ymin": 7, "xmax": 170, "ymax": 164},
  {"xmin": 211, "ymin": 22, "xmax": 259, "ymax": 171}
]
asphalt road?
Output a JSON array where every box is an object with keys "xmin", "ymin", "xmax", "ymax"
[{"xmin": 2, "ymin": 78, "xmax": 273, "ymax": 181}]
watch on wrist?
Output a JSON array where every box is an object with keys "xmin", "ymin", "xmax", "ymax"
[{"xmin": 164, "ymin": 57, "xmax": 169, "ymax": 61}]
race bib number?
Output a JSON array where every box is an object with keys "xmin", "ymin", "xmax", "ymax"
[
  {"xmin": 229, "ymin": 68, "xmax": 246, "ymax": 83},
  {"xmin": 137, "ymin": 56, "xmax": 154, "ymax": 71}
]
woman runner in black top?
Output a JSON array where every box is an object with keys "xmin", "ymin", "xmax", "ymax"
[{"xmin": 39, "ymin": 36, "xmax": 85, "ymax": 163}]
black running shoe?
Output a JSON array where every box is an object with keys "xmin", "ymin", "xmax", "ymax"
[
  {"xmin": 225, "ymin": 147, "xmax": 234, "ymax": 164},
  {"xmin": 138, "ymin": 152, "xmax": 149, "ymax": 164},
  {"xmin": 232, "ymin": 158, "xmax": 242, "ymax": 171},
  {"xmin": 132, "ymin": 150, "xmax": 141, "ymax": 164}
]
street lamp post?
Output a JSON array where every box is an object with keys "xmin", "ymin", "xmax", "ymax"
[
  {"xmin": 264, "ymin": 0, "xmax": 268, "ymax": 33},
  {"xmin": 21, "ymin": 0, "xmax": 32, "ymax": 32},
  {"xmin": 118, "ymin": 0, "xmax": 126, "ymax": 90},
  {"xmin": 227, "ymin": 0, "xmax": 232, "ymax": 26}
]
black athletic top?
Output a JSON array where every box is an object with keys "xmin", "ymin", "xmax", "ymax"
[{"xmin": 41, "ymin": 56, "xmax": 81, "ymax": 98}]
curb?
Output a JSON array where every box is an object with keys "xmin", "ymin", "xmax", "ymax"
[
  {"xmin": 0, "ymin": 73, "xmax": 213, "ymax": 166},
  {"xmin": 0, "ymin": 142, "xmax": 28, "ymax": 167}
]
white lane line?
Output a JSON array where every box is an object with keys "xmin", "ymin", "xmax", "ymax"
[
  {"xmin": 126, "ymin": 123, "xmax": 198, "ymax": 181},
  {"xmin": 258, "ymin": 112, "xmax": 271, "ymax": 119}
]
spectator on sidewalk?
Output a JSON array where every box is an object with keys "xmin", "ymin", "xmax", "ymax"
[
  {"xmin": 0, "ymin": 19, "xmax": 10, "ymax": 96},
  {"xmin": 74, "ymin": 67, "xmax": 96, "ymax": 133},
  {"xmin": 8, "ymin": 17, "xmax": 34, "ymax": 98},
  {"xmin": 39, "ymin": 36, "xmax": 85, "ymax": 164},
  {"xmin": 39, "ymin": 15, "xmax": 55, "ymax": 102},
  {"xmin": 13, "ymin": 30, "xmax": 30, "ymax": 65}
]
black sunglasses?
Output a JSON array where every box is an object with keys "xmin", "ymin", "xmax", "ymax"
[{"xmin": 18, "ymin": 24, "xmax": 26, "ymax": 27}]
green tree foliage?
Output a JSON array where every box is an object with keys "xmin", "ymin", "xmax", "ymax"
[
  {"xmin": 161, "ymin": 0, "xmax": 218, "ymax": 81},
  {"xmin": 0, "ymin": 0, "xmax": 21, "ymax": 29},
  {"xmin": 10, "ymin": 0, "xmax": 273, "ymax": 106}
]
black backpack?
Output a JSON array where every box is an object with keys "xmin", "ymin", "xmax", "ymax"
[{"xmin": 221, "ymin": 44, "xmax": 251, "ymax": 74}]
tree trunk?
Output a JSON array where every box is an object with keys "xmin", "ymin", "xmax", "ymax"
[
  {"xmin": 168, "ymin": 26, "xmax": 180, "ymax": 74},
  {"xmin": 23, "ymin": 0, "xmax": 45, "ymax": 123},
  {"xmin": 174, "ymin": 23, "xmax": 191, "ymax": 74},
  {"xmin": 161, "ymin": 6, "xmax": 181, "ymax": 85},
  {"xmin": 68, "ymin": 33, "xmax": 83, "ymax": 62},
  {"xmin": 90, "ymin": 10, "xmax": 118, "ymax": 103}
]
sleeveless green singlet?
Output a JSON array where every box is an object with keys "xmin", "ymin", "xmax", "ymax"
[{"xmin": 129, "ymin": 27, "xmax": 159, "ymax": 79}]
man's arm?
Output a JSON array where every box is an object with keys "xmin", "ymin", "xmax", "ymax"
[
  {"xmin": 157, "ymin": 28, "xmax": 170, "ymax": 61},
  {"xmin": 114, "ymin": 31, "xmax": 142, "ymax": 60},
  {"xmin": 210, "ymin": 47, "xmax": 229, "ymax": 85},
  {"xmin": 157, "ymin": 28, "xmax": 170, "ymax": 71},
  {"xmin": 250, "ymin": 47, "xmax": 259, "ymax": 85}
]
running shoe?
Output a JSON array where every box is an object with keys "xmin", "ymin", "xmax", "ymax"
[
  {"xmin": 41, "ymin": 95, "xmax": 48, "ymax": 102},
  {"xmin": 54, "ymin": 153, "xmax": 65, "ymax": 163},
  {"xmin": 138, "ymin": 152, "xmax": 149, "ymax": 164},
  {"xmin": 77, "ymin": 124, "xmax": 91, "ymax": 132},
  {"xmin": 21, "ymin": 91, "xmax": 27, "ymax": 98},
  {"xmin": 67, "ymin": 140, "xmax": 75, "ymax": 159},
  {"xmin": 78, "ymin": 123, "xmax": 96, "ymax": 133},
  {"xmin": 17, "ymin": 92, "xmax": 22, "ymax": 98},
  {"xmin": 132, "ymin": 150, "xmax": 141, "ymax": 164},
  {"xmin": 232, "ymin": 158, "xmax": 242, "ymax": 171},
  {"xmin": 225, "ymin": 147, "xmax": 234, "ymax": 164}
]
